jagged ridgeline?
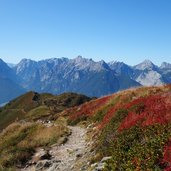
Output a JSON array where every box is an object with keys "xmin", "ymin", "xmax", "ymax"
[{"xmin": 2, "ymin": 56, "xmax": 171, "ymax": 105}]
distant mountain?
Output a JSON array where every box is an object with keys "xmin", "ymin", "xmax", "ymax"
[
  {"xmin": 0, "ymin": 59, "xmax": 25, "ymax": 104},
  {"xmin": 1, "ymin": 56, "xmax": 171, "ymax": 102},
  {"xmin": 14, "ymin": 56, "xmax": 140, "ymax": 97},
  {"xmin": 160, "ymin": 62, "xmax": 171, "ymax": 69},
  {"xmin": 159, "ymin": 62, "xmax": 171, "ymax": 83},
  {"xmin": 108, "ymin": 59, "xmax": 169, "ymax": 86},
  {"xmin": 108, "ymin": 61, "xmax": 134, "ymax": 77},
  {"xmin": 134, "ymin": 59, "xmax": 157, "ymax": 70},
  {"xmin": 131, "ymin": 60, "xmax": 165, "ymax": 86}
]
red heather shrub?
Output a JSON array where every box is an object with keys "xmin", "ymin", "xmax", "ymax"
[
  {"xmin": 162, "ymin": 140, "xmax": 171, "ymax": 171},
  {"xmin": 98, "ymin": 107, "xmax": 116, "ymax": 128},
  {"xmin": 99, "ymin": 104, "xmax": 121, "ymax": 128},
  {"xmin": 118, "ymin": 112, "xmax": 146, "ymax": 131},
  {"xmin": 119, "ymin": 95, "xmax": 171, "ymax": 131},
  {"xmin": 69, "ymin": 95, "xmax": 111, "ymax": 121}
]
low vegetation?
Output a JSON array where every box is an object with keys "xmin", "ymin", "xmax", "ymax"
[
  {"xmin": 0, "ymin": 91, "xmax": 92, "ymax": 170},
  {"xmin": 67, "ymin": 85, "xmax": 171, "ymax": 170},
  {"xmin": 0, "ymin": 121, "xmax": 69, "ymax": 169},
  {"xmin": 1, "ymin": 85, "xmax": 171, "ymax": 170},
  {"xmin": 0, "ymin": 91, "xmax": 92, "ymax": 130}
]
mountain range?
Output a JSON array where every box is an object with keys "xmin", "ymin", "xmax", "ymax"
[{"xmin": 0, "ymin": 56, "xmax": 171, "ymax": 103}]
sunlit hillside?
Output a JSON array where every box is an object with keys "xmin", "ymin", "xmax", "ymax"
[{"xmin": 67, "ymin": 85, "xmax": 171, "ymax": 170}]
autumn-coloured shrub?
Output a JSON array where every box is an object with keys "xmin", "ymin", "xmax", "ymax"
[
  {"xmin": 66, "ymin": 85, "xmax": 171, "ymax": 170},
  {"xmin": 68, "ymin": 95, "xmax": 112, "ymax": 124},
  {"xmin": 68, "ymin": 85, "xmax": 171, "ymax": 126},
  {"xmin": 119, "ymin": 95, "xmax": 171, "ymax": 131},
  {"xmin": 98, "ymin": 87, "xmax": 160, "ymax": 128},
  {"xmin": 98, "ymin": 106, "xmax": 119, "ymax": 128}
]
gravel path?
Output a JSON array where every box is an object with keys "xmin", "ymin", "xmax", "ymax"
[
  {"xmin": 49, "ymin": 126, "xmax": 87, "ymax": 171},
  {"xmin": 22, "ymin": 126, "xmax": 89, "ymax": 171}
]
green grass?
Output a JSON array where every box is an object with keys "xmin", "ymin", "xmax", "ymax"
[
  {"xmin": 4, "ymin": 92, "xmax": 40, "ymax": 111},
  {"xmin": 98, "ymin": 108, "xmax": 128, "ymax": 156},
  {"xmin": 26, "ymin": 105, "xmax": 51, "ymax": 121},
  {"xmin": 104, "ymin": 124, "xmax": 171, "ymax": 170},
  {"xmin": 0, "ymin": 109, "xmax": 24, "ymax": 130},
  {"xmin": 0, "ymin": 91, "xmax": 92, "ymax": 130},
  {"xmin": 44, "ymin": 92, "xmax": 92, "ymax": 113},
  {"xmin": 0, "ymin": 92, "xmax": 42, "ymax": 130}
]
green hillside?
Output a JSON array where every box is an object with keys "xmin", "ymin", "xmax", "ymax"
[
  {"xmin": 0, "ymin": 91, "xmax": 92, "ymax": 130},
  {"xmin": 0, "ymin": 91, "xmax": 92, "ymax": 169}
]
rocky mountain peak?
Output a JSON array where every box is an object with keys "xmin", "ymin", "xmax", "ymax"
[
  {"xmin": 108, "ymin": 61, "xmax": 127, "ymax": 67},
  {"xmin": 160, "ymin": 62, "xmax": 171, "ymax": 69},
  {"xmin": 99, "ymin": 60, "xmax": 111, "ymax": 70},
  {"xmin": 16, "ymin": 59, "xmax": 37, "ymax": 72},
  {"xmin": 71, "ymin": 56, "xmax": 105, "ymax": 72},
  {"xmin": 73, "ymin": 55, "xmax": 86, "ymax": 62},
  {"xmin": 19, "ymin": 58, "xmax": 36, "ymax": 64},
  {"xmin": 134, "ymin": 59, "xmax": 156, "ymax": 70},
  {"xmin": 108, "ymin": 61, "xmax": 133, "ymax": 76}
]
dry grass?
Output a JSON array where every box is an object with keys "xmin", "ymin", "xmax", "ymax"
[{"xmin": 0, "ymin": 121, "xmax": 69, "ymax": 169}]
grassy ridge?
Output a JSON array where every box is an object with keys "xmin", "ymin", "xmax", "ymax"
[
  {"xmin": 0, "ymin": 92, "xmax": 92, "ymax": 130},
  {"xmin": 0, "ymin": 91, "xmax": 92, "ymax": 169},
  {"xmin": 0, "ymin": 92, "xmax": 42, "ymax": 130}
]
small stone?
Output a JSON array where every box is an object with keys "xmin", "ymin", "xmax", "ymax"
[
  {"xmin": 70, "ymin": 165, "xmax": 74, "ymax": 169},
  {"xmin": 35, "ymin": 160, "xmax": 52, "ymax": 170},
  {"xmin": 40, "ymin": 152, "xmax": 51, "ymax": 160},
  {"xmin": 101, "ymin": 156, "xmax": 112, "ymax": 163},
  {"xmin": 76, "ymin": 153, "xmax": 83, "ymax": 158},
  {"xmin": 91, "ymin": 163, "xmax": 98, "ymax": 167},
  {"xmin": 80, "ymin": 165, "xmax": 87, "ymax": 170},
  {"xmin": 47, "ymin": 163, "xmax": 59, "ymax": 171},
  {"xmin": 93, "ymin": 163, "xmax": 104, "ymax": 171}
]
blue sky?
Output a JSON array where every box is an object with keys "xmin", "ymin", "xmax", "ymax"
[{"xmin": 0, "ymin": 0, "xmax": 171, "ymax": 65}]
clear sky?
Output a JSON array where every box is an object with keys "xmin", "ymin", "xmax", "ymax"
[{"xmin": 0, "ymin": 0, "xmax": 171, "ymax": 65}]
